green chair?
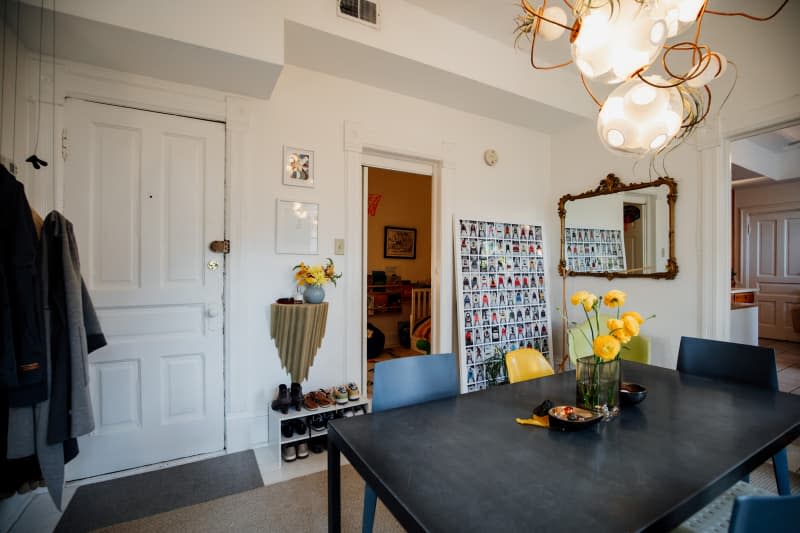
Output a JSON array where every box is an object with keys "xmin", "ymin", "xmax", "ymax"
[{"xmin": 568, "ymin": 313, "xmax": 651, "ymax": 365}]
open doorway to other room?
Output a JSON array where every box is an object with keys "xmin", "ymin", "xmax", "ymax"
[{"xmin": 364, "ymin": 167, "xmax": 433, "ymax": 397}]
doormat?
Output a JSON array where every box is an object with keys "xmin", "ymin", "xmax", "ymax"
[{"xmin": 55, "ymin": 450, "xmax": 263, "ymax": 532}]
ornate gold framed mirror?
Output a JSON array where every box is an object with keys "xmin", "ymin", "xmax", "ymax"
[{"xmin": 558, "ymin": 174, "xmax": 678, "ymax": 280}]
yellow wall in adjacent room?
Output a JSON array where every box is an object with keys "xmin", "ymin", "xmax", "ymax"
[{"xmin": 367, "ymin": 168, "xmax": 432, "ymax": 283}]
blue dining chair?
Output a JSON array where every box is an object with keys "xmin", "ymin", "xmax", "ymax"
[
  {"xmin": 674, "ymin": 480, "xmax": 791, "ymax": 533},
  {"xmin": 676, "ymin": 336, "xmax": 790, "ymax": 496},
  {"xmin": 362, "ymin": 353, "xmax": 459, "ymax": 533},
  {"xmin": 729, "ymin": 492, "xmax": 800, "ymax": 533}
]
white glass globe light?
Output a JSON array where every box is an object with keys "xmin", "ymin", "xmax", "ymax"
[
  {"xmin": 686, "ymin": 52, "xmax": 728, "ymax": 88},
  {"xmin": 537, "ymin": 6, "xmax": 568, "ymax": 41},
  {"xmin": 649, "ymin": 0, "xmax": 705, "ymax": 37},
  {"xmin": 597, "ymin": 76, "xmax": 684, "ymax": 156},
  {"xmin": 572, "ymin": 0, "xmax": 667, "ymax": 84}
]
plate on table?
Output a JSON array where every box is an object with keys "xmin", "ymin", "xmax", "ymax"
[{"xmin": 548, "ymin": 405, "xmax": 602, "ymax": 431}]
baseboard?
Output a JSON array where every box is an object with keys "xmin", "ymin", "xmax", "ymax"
[{"xmin": 226, "ymin": 412, "xmax": 269, "ymax": 453}]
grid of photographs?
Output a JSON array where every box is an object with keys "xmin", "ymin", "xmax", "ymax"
[
  {"xmin": 564, "ymin": 227, "xmax": 625, "ymax": 273},
  {"xmin": 455, "ymin": 219, "xmax": 553, "ymax": 393}
]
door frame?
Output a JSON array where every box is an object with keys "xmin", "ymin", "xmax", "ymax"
[
  {"xmin": 362, "ymin": 162, "xmax": 435, "ymax": 362},
  {"xmin": 35, "ymin": 57, "xmax": 259, "ymax": 455},
  {"xmin": 344, "ymin": 122, "xmax": 455, "ymax": 393},
  {"xmin": 696, "ymin": 96, "xmax": 800, "ymax": 342}
]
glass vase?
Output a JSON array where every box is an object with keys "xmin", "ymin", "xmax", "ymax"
[
  {"xmin": 303, "ymin": 285, "xmax": 325, "ymax": 304},
  {"xmin": 575, "ymin": 355, "xmax": 621, "ymax": 418}
]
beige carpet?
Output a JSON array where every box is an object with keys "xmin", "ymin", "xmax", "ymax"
[{"xmin": 96, "ymin": 466, "xmax": 404, "ymax": 533}]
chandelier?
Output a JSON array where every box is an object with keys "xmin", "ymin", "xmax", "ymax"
[{"xmin": 514, "ymin": 0, "xmax": 788, "ymax": 157}]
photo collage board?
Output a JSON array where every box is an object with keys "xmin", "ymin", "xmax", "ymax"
[
  {"xmin": 564, "ymin": 227, "xmax": 626, "ymax": 273},
  {"xmin": 454, "ymin": 218, "xmax": 553, "ymax": 393}
]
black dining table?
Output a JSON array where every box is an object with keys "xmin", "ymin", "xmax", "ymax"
[{"xmin": 327, "ymin": 361, "xmax": 800, "ymax": 533}]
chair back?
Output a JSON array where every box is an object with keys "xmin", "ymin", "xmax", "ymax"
[
  {"xmin": 676, "ymin": 336, "xmax": 778, "ymax": 391},
  {"xmin": 505, "ymin": 348, "xmax": 553, "ymax": 384},
  {"xmin": 729, "ymin": 493, "xmax": 800, "ymax": 533},
  {"xmin": 372, "ymin": 353, "xmax": 459, "ymax": 413},
  {"xmin": 568, "ymin": 314, "xmax": 651, "ymax": 365}
]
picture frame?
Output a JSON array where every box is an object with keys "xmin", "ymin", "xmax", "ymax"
[
  {"xmin": 275, "ymin": 199, "xmax": 319, "ymax": 254},
  {"xmin": 283, "ymin": 146, "xmax": 315, "ymax": 188},
  {"xmin": 384, "ymin": 226, "xmax": 416, "ymax": 259}
]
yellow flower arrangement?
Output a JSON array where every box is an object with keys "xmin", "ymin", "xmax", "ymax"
[
  {"xmin": 569, "ymin": 289, "xmax": 652, "ymax": 362},
  {"xmin": 293, "ymin": 258, "xmax": 343, "ymax": 287}
]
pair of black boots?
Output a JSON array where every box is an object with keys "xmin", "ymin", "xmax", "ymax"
[{"xmin": 271, "ymin": 382, "xmax": 303, "ymax": 414}]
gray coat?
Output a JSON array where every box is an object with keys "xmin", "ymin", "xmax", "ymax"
[{"xmin": 6, "ymin": 212, "xmax": 105, "ymax": 509}]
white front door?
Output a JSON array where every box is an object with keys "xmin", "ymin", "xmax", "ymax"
[
  {"xmin": 747, "ymin": 209, "xmax": 800, "ymax": 342},
  {"xmin": 62, "ymin": 99, "xmax": 226, "ymax": 479}
]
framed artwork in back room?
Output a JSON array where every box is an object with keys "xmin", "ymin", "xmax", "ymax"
[{"xmin": 384, "ymin": 226, "xmax": 416, "ymax": 259}]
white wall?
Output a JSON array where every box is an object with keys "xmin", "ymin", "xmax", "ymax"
[
  {"xmin": 549, "ymin": 127, "xmax": 700, "ymax": 370},
  {"xmin": 564, "ymin": 194, "xmax": 623, "ymax": 230},
  {"xmin": 236, "ymin": 65, "xmax": 550, "ymax": 444}
]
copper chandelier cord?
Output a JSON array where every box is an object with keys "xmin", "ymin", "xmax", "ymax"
[{"xmin": 705, "ymin": 0, "xmax": 789, "ymax": 22}]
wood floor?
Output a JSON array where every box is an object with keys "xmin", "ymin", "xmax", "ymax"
[{"xmin": 760, "ymin": 338, "xmax": 800, "ymax": 394}]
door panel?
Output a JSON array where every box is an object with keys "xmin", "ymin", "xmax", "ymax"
[
  {"xmin": 747, "ymin": 210, "xmax": 800, "ymax": 342},
  {"xmin": 63, "ymin": 100, "xmax": 225, "ymax": 479}
]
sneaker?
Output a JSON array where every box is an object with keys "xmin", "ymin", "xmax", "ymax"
[
  {"xmin": 342, "ymin": 408, "xmax": 354, "ymax": 418},
  {"xmin": 334, "ymin": 385, "xmax": 349, "ymax": 404},
  {"xmin": 282, "ymin": 444, "xmax": 296, "ymax": 462},
  {"xmin": 353, "ymin": 405, "xmax": 366, "ymax": 416},
  {"xmin": 296, "ymin": 441, "xmax": 309, "ymax": 459},
  {"xmin": 309, "ymin": 436, "xmax": 326, "ymax": 454},
  {"xmin": 281, "ymin": 421, "xmax": 293, "ymax": 439},
  {"xmin": 310, "ymin": 414, "xmax": 326, "ymax": 433},
  {"xmin": 346, "ymin": 382, "xmax": 361, "ymax": 401},
  {"xmin": 303, "ymin": 393, "xmax": 319, "ymax": 411}
]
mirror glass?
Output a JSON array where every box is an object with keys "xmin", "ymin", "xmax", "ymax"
[{"xmin": 559, "ymin": 175, "xmax": 677, "ymax": 279}]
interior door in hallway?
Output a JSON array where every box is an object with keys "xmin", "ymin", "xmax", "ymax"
[
  {"xmin": 747, "ymin": 208, "xmax": 800, "ymax": 342},
  {"xmin": 62, "ymin": 99, "xmax": 226, "ymax": 479}
]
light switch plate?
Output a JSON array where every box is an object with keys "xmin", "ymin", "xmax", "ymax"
[{"xmin": 334, "ymin": 239, "xmax": 345, "ymax": 255}]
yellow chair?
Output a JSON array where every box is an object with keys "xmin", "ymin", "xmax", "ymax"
[
  {"xmin": 568, "ymin": 314, "xmax": 651, "ymax": 365},
  {"xmin": 505, "ymin": 348, "xmax": 554, "ymax": 384}
]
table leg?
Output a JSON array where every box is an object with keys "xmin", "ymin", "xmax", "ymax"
[{"xmin": 328, "ymin": 436, "xmax": 341, "ymax": 533}]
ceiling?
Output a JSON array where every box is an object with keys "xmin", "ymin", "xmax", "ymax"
[{"xmin": 747, "ymin": 124, "xmax": 800, "ymax": 153}]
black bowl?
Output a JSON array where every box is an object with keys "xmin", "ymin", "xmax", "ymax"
[{"xmin": 620, "ymin": 382, "xmax": 647, "ymax": 405}]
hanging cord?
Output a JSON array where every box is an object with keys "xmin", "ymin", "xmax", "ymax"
[
  {"xmin": 10, "ymin": 0, "xmax": 20, "ymax": 167},
  {"xmin": 26, "ymin": 0, "xmax": 48, "ymax": 169},
  {"xmin": 0, "ymin": 0, "xmax": 7, "ymax": 162}
]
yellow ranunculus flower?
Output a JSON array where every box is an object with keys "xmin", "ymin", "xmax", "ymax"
[
  {"xmin": 622, "ymin": 315, "xmax": 640, "ymax": 337},
  {"xmin": 607, "ymin": 318, "xmax": 631, "ymax": 343},
  {"xmin": 571, "ymin": 290, "xmax": 589, "ymax": 306},
  {"xmin": 603, "ymin": 289, "xmax": 626, "ymax": 308},
  {"xmin": 622, "ymin": 310, "xmax": 644, "ymax": 325},
  {"xmin": 593, "ymin": 335, "xmax": 621, "ymax": 361}
]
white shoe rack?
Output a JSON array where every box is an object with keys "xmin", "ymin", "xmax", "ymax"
[{"xmin": 273, "ymin": 397, "xmax": 371, "ymax": 465}]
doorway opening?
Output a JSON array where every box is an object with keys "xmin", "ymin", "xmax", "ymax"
[
  {"xmin": 730, "ymin": 123, "xmax": 800, "ymax": 348},
  {"xmin": 363, "ymin": 166, "xmax": 433, "ymax": 397}
]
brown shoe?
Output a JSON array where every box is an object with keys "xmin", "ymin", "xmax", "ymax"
[
  {"xmin": 303, "ymin": 393, "xmax": 319, "ymax": 411},
  {"xmin": 313, "ymin": 389, "xmax": 333, "ymax": 407}
]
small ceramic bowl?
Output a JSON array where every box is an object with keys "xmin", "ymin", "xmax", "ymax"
[
  {"xmin": 620, "ymin": 382, "xmax": 647, "ymax": 406},
  {"xmin": 548, "ymin": 405, "xmax": 602, "ymax": 431}
]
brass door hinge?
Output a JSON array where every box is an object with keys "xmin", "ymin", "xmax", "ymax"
[{"xmin": 209, "ymin": 240, "xmax": 230, "ymax": 254}]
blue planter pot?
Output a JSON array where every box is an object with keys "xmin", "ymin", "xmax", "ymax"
[{"xmin": 303, "ymin": 285, "xmax": 325, "ymax": 304}]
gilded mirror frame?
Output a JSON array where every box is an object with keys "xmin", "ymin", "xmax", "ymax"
[{"xmin": 558, "ymin": 174, "xmax": 678, "ymax": 280}]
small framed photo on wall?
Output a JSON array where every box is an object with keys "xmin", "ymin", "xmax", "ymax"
[
  {"xmin": 283, "ymin": 146, "xmax": 315, "ymax": 188},
  {"xmin": 384, "ymin": 226, "xmax": 417, "ymax": 259}
]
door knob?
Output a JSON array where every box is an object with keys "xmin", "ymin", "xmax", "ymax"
[
  {"xmin": 207, "ymin": 306, "xmax": 220, "ymax": 318},
  {"xmin": 207, "ymin": 260, "xmax": 219, "ymax": 271}
]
